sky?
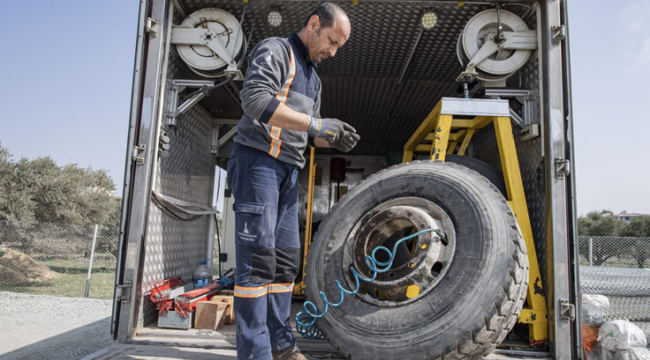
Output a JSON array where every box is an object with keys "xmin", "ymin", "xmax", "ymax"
[{"xmin": 0, "ymin": 0, "xmax": 648, "ymax": 216}]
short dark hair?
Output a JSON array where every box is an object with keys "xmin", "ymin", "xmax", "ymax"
[{"xmin": 303, "ymin": 2, "xmax": 346, "ymax": 29}]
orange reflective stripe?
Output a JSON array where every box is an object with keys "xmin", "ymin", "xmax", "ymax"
[
  {"xmin": 234, "ymin": 283, "xmax": 295, "ymax": 297},
  {"xmin": 268, "ymin": 283, "xmax": 294, "ymax": 293},
  {"xmin": 268, "ymin": 39, "xmax": 296, "ymax": 159},
  {"xmin": 234, "ymin": 285, "xmax": 267, "ymax": 298},
  {"xmin": 268, "ymin": 126, "xmax": 282, "ymax": 158}
]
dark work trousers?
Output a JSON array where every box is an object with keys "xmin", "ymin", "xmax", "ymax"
[{"xmin": 227, "ymin": 147, "xmax": 301, "ymax": 360}]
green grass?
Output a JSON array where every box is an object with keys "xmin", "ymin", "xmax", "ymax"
[
  {"xmin": 1, "ymin": 254, "xmax": 116, "ymax": 299},
  {"xmin": 5, "ymin": 272, "xmax": 115, "ymax": 299}
]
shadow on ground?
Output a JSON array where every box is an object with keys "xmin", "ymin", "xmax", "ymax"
[
  {"xmin": 0, "ymin": 317, "xmax": 113, "ymax": 360},
  {"xmin": 81, "ymin": 343, "xmax": 238, "ymax": 360}
]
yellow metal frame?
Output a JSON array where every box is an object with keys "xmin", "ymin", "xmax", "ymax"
[
  {"xmin": 294, "ymin": 147, "xmax": 317, "ymax": 296},
  {"xmin": 403, "ymin": 100, "xmax": 548, "ymax": 343}
]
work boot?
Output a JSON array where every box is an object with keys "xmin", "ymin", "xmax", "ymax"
[{"xmin": 272, "ymin": 346, "xmax": 313, "ymax": 360}]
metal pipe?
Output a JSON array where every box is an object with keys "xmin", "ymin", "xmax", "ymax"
[
  {"xmin": 176, "ymin": 92, "xmax": 206, "ymax": 117},
  {"xmin": 217, "ymin": 126, "xmax": 239, "ymax": 149},
  {"xmin": 398, "ymin": 28, "xmax": 424, "ymax": 85},
  {"xmin": 496, "ymin": 4, "xmax": 503, "ymax": 40},
  {"xmin": 85, "ymin": 225, "xmax": 99, "ymax": 298},
  {"xmin": 588, "ymin": 237, "xmax": 593, "ymax": 266},
  {"xmin": 206, "ymin": 207, "xmax": 216, "ymax": 275}
]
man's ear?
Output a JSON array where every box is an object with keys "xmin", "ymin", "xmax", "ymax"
[{"xmin": 309, "ymin": 15, "xmax": 320, "ymax": 31}]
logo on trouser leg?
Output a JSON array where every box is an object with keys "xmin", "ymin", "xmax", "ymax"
[{"xmin": 238, "ymin": 222, "xmax": 257, "ymax": 241}]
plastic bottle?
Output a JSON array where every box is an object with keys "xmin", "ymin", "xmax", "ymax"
[{"xmin": 193, "ymin": 260, "xmax": 212, "ymax": 288}]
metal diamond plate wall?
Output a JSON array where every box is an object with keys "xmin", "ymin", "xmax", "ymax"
[
  {"xmin": 177, "ymin": 1, "xmax": 533, "ymax": 151},
  {"xmin": 139, "ymin": 52, "xmax": 217, "ymax": 326},
  {"xmin": 298, "ymin": 155, "xmax": 387, "ymax": 223}
]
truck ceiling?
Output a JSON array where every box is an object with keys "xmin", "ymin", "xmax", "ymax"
[{"xmin": 187, "ymin": 0, "xmax": 537, "ymax": 156}]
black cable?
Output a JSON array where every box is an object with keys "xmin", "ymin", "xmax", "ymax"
[
  {"xmin": 224, "ymin": 82, "xmax": 243, "ymax": 112},
  {"xmin": 151, "ymin": 192, "xmax": 202, "ymax": 222},
  {"xmin": 185, "ymin": 74, "xmax": 236, "ymax": 99}
]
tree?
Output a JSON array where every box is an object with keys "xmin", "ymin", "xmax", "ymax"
[
  {"xmin": 577, "ymin": 210, "xmax": 626, "ymax": 266},
  {"xmin": 578, "ymin": 210, "xmax": 622, "ymax": 236},
  {"xmin": 619, "ymin": 216, "xmax": 650, "ymax": 268},
  {"xmin": 0, "ymin": 142, "xmax": 120, "ymax": 226},
  {"xmin": 0, "ymin": 144, "xmax": 35, "ymax": 221}
]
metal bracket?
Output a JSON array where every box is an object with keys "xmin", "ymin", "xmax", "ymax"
[
  {"xmin": 132, "ymin": 145, "xmax": 146, "ymax": 165},
  {"xmin": 116, "ymin": 281, "xmax": 133, "ymax": 303},
  {"xmin": 146, "ymin": 17, "xmax": 159, "ymax": 38},
  {"xmin": 212, "ymin": 119, "xmax": 240, "ymax": 155},
  {"xmin": 555, "ymin": 158, "xmax": 571, "ymax": 179},
  {"xmin": 559, "ymin": 299, "xmax": 575, "ymax": 322},
  {"xmin": 485, "ymin": 88, "xmax": 534, "ymax": 126},
  {"xmin": 166, "ymin": 79, "xmax": 215, "ymax": 126},
  {"xmin": 552, "ymin": 25, "xmax": 566, "ymax": 44}
]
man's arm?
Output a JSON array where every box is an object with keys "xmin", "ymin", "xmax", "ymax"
[
  {"xmin": 239, "ymin": 39, "xmax": 355, "ymax": 149},
  {"xmin": 266, "ymin": 102, "xmax": 310, "ymax": 132}
]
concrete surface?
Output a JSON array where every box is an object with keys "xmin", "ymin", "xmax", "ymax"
[{"xmin": 0, "ymin": 292, "xmax": 114, "ymax": 360}]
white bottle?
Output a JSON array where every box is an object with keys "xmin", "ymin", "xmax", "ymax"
[{"xmin": 193, "ymin": 260, "xmax": 211, "ymax": 288}]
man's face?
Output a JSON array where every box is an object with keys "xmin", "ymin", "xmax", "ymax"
[{"xmin": 305, "ymin": 16, "xmax": 350, "ymax": 63}]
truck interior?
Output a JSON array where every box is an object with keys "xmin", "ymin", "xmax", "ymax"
[{"xmin": 113, "ymin": 1, "xmax": 578, "ymax": 359}]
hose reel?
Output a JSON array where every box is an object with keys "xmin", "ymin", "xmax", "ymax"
[
  {"xmin": 171, "ymin": 8, "xmax": 247, "ymax": 79},
  {"xmin": 457, "ymin": 8, "xmax": 537, "ymax": 83}
]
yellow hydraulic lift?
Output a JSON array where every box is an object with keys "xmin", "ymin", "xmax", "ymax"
[{"xmin": 402, "ymin": 98, "xmax": 548, "ymax": 344}]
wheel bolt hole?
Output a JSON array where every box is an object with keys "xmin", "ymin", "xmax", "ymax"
[
  {"xmin": 388, "ymin": 272, "xmax": 395, "ymax": 278},
  {"xmin": 431, "ymin": 261, "xmax": 443, "ymax": 277},
  {"xmin": 407, "ymin": 212, "xmax": 412, "ymax": 217},
  {"xmin": 388, "ymin": 212, "xmax": 394, "ymax": 217}
]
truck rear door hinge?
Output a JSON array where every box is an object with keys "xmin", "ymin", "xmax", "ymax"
[
  {"xmin": 133, "ymin": 145, "xmax": 146, "ymax": 165},
  {"xmin": 552, "ymin": 25, "xmax": 566, "ymax": 44},
  {"xmin": 560, "ymin": 299, "xmax": 575, "ymax": 322},
  {"xmin": 555, "ymin": 158, "xmax": 570, "ymax": 179},
  {"xmin": 116, "ymin": 281, "xmax": 133, "ymax": 303},
  {"xmin": 146, "ymin": 17, "xmax": 159, "ymax": 37}
]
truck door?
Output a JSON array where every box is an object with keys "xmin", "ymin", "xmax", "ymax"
[{"xmin": 111, "ymin": 0, "xmax": 170, "ymax": 341}]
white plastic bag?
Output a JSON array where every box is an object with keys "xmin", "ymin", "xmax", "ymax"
[
  {"xmin": 584, "ymin": 294, "xmax": 611, "ymax": 309},
  {"xmin": 598, "ymin": 320, "xmax": 648, "ymax": 351},
  {"xmin": 615, "ymin": 348, "xmax": 650, "ymax": 360},
  {"xmin": 583, "ymin": 294, "xmax": 613, "ymax": 326}
]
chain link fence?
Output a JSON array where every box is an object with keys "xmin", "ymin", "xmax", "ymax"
[
  {"xmin": 578, "ymin": 236, "xmax": 650, "ymax": 268},
  {"xmin": 577, "ymin": 237, "xmax": 650, "ymax": 344},
  {"xmin": 0, "ymin": 220, "xmax": 119, "ymax": 299}
]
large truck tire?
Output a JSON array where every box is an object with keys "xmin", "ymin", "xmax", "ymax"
[
  {"xmin": 305, "ymin": 160, "xmax": 528, "ymax": 360},
  {"xmin": 444, "ymin": 154, "xmax": 507, "ymax": 197}
]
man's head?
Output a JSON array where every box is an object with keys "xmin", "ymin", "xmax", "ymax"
[{"xmin": 298, "ymin": 3, "xmax": 351, "ymax": 64}]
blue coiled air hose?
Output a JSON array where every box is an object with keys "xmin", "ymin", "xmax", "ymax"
[{"xmin": 295, "ymin": 228, "xmax": 445, "ymax": 339}]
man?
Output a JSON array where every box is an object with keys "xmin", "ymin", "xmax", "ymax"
[{"xmin": 227, "ymin": 3, "xmax": 357, "ymax": 360}]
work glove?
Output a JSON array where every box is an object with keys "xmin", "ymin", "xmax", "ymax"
[
  {"xmin": 330, "ymin": 131, "xmax": 360, "ymax": 153},
  {"xmin": 307, "ymin": 116, "xmax": 355, "ymax": 143}
]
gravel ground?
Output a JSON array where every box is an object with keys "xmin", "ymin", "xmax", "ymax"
[{"xmin": 0, "ymin": 292, "xmax": 114, "ymax": 360}]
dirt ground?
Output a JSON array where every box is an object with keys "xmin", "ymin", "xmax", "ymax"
[{"xmin": 0, "ymin": 249, "xmax": 61, "ymax": 285}]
